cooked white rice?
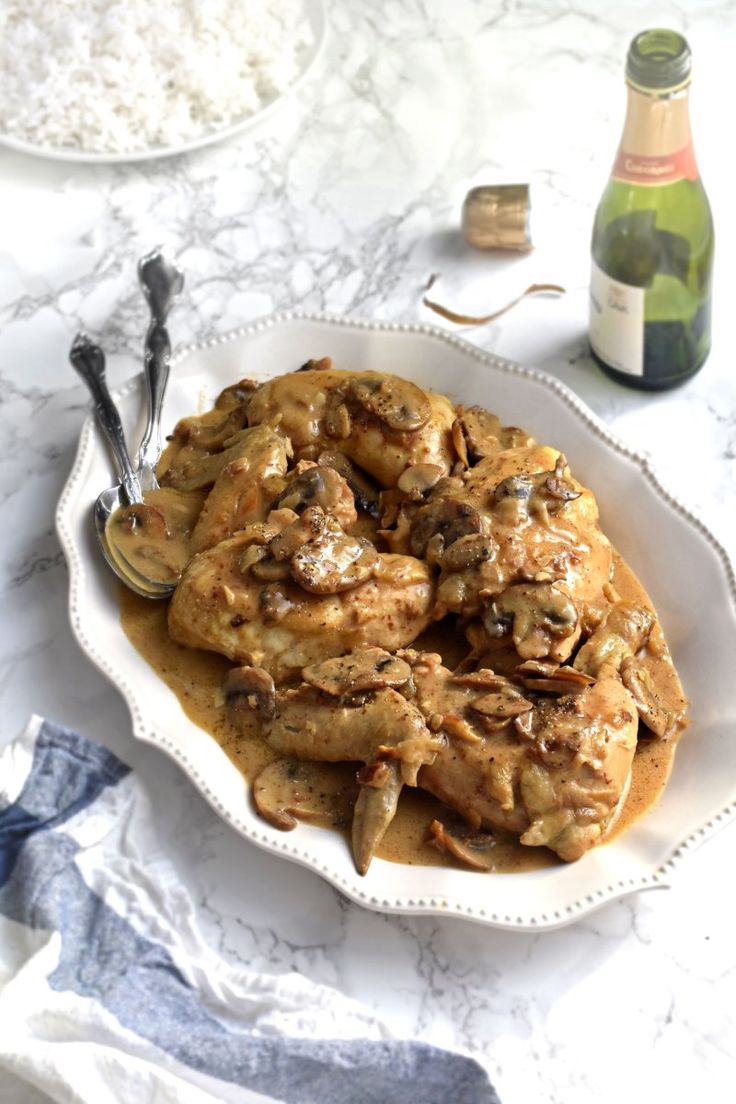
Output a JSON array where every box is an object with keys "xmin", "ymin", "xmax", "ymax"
[{"xmin": 0, "ymin": 0, "xmax": 313, "ymax": 153}]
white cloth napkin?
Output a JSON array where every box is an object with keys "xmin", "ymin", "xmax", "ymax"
[{"xmin": 0, "ymin": 716, "xmax": 499, "ymax": 1104}]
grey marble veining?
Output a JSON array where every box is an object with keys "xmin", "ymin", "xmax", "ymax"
[{"xmin": 1, "ymin": 2, "xmax": 735, "ymax": 1102}]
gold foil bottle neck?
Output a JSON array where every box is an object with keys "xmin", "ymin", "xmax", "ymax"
[{"xmin": 462, "ymin": 184, "xmax": 533, "ymax": 252}]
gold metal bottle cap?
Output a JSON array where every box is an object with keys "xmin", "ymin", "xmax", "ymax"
[{"xmin": 461, "ymin": 184, "xmax": 533, "ymax": 252}]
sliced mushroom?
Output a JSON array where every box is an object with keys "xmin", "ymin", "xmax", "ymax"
[
  {"xmin": 324, "ymin": 398, "xmax": 352, "ymax": 440},
  {"xmin": 529, "ymin": 455, "xmax": 582, "ymax": 520},
  {"xmin": 302, "ymin": 647, "xmax": 413, "ymax": 697},
  {"xmin": 216, "ymin": 378, "xmax": 259, "ymax": 411},
  {"xmin": 429, "ymin": 819, "xmax": 498, "ymax": 872},
  {"xmin": 317, "ymin": 451, "xmax": 380, "ymax": 518},
  {"xmin": 291, "ymin": 526, "xmax": 379, "ymax": 594},
  {"xmin": 469, "ymin": 687, "xmax": 533, "ymax": 722},
  {"xmin": 483, "ymin": 582, "xmax": 579, "ymax": 661},
  {"xmin": 492, "ymin": 457, "xmax": 581, "ymax": 527},
  {"xmin": 451, "ymin": 418, "xmax": 470, "ymax": 468},
  {"xmin": 450, "ymin": 668, "xmax": 512, "ymax": 690},
  {"xmin": 538, "ymin": 454, "xmax": 580, "ymax": 504},
  {"xmin": 440, "ymin": 532, "xmax": 496, "ymax": 574},
  {"xmin": 573, "ymin": 602, "xmax": 655, "ymax": 678},
  {"xmin": 516, "ymin": 660, "xmax": 596, "ymax": 694},
  {"xmin": 455, "ymin": 406, "xmax": 535, "ymax": 463},
  {"xmin": 273, "ymin": 463, "xmax": 357, "ymax": 531},
  {"xmin": 345, "ymin": 372, "xmax": 432, "ymax": 432},
  {"xmin": 223, "ymin": 665, "xmax": 276, "ymax": 719},
  {"xmin": 268, "ymin": 505, "xmax": 327, "ymax": 561},
  {"xmin": 267, "ymin": 505, "xmax": 379, "ymax": 594},
  {"xmin": 410, "ymin": 497, "xmax": 487, "ymax": 558},
  {"xmin": 235, "ymin": 514, "xmax": 297, "ymax": 576},
  {"xmin": 250, "ymin": 558, "xmax": 292, "ymax": 582},
  {"xmin": 467, "ymin": 686, "xmax": 533, "ymax": 734},
  {"xmin": 376, "ymin": 501, "xmax": 414, "ymax": 555},
  {"xmin": 397, "ymin": 463, "xmax": 444, "ymax": 500},
  {"xmin": 621, "ymin": 657, "xmax": 678, "ymax": 738},
  {"xmin": 253, "ymin": 759, "xmax": 357, "ymax": 831},
  {"xmin": 113, "ymin": 502, "xmax": 169, "ymax": 540},
  {"xmin": 493, "ymin": 473, "xmax": 534, "ymax": 506}
]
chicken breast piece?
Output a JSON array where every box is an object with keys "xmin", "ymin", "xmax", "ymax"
[
  {"xmin": 169, "ymin": 529, "xmax": 435, "ymax": 681},
  {"xmin": 189, "ymin": 425, "xmax": 291, "ymax": 554},
  {"xmin": 430, "ymin": 445, "xmax": 612, "ymax": 616},
  {"xmin": 406, "ymin": 652, "xmax": 638, "ymax": 861},
  {"xmin": 225, "ymin": 663, "xmax": 443, "ymax": 874},
  {"xmin": 246, "ymin": 367, "xmax": 456, "ymax": 487},
  {"xmin": 406, "ymin": 446, "xmax": 613, "ymax": 664}
]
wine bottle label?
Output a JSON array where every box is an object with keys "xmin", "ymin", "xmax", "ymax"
[
  {"xmin": 612, "ymin": 142, "xmax": 698, "ymax": 185},
  {"xmin": 589, "ymin": 259, "xmax": 644, "ymax": 376}
]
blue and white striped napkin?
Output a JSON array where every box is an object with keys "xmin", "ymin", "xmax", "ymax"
[{"xmin": 0, "ymin": 717, "xmax": 500, "ymax": 1104}]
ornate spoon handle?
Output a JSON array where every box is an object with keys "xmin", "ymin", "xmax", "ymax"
[
  {"xmin": 70, "ymin": 333, "xmax": 143, "ymax": 506},
  {"xmin": 136, "ymin": 249, "xmax": 184, "ymax": 480}
]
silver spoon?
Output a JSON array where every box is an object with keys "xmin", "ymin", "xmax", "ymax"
[
  {"xmin": 70, "ymin": 333, "xmax": 174, "ymax": 599},
  {"xmin": 136, "ymin": 248, "xmax": 185, "ymax": 489},
  {"xmin": 70, "ymin": 251, "xmax": 185, "ymax": 599}
]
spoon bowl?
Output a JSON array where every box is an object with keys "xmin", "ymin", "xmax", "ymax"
[
  {"xmin": 94, "ymin": 488, "xmax": 176, "ymax": 598},
  {"xmin": 70, "ymin": 333, "xmax": 177, "ymax": 599}
]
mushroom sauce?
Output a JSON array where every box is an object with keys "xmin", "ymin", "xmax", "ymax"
[
  {"xmin": 117, "ymin": 364, "xmax": 688, "ymax": 875},
  {"xmin": 120, "ymin": 553, "xmax": 683, "ymax": 873}
]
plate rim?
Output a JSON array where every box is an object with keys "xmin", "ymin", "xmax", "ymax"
[
  {"xmin": 55, "ymin": 309, "xmax": 736, "ymax": 931},
  {"xmin": 0, "ymin": 0, "xmax": 326, "ymax": 166}
]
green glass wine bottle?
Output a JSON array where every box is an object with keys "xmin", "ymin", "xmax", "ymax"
[{"xmin": 589, "ymin": 29, "xmax": 714, "ymax": 390}]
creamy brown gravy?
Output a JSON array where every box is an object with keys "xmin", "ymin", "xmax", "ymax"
[
  {"xmin": 108, "ymin": 488, "xmax": 204, "ymax": 584},
  {"xmin": 119, "ymin": 549, "xmax": 683, "ymax": 874}
]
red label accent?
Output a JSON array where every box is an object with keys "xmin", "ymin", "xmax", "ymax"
[{"xmin": 612, "ymin": 143, "xmax": 699, "ymax": 185}]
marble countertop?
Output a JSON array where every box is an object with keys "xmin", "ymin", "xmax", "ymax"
[{"xmin": 1, "ymin": 2, "xmax": 734, "ymax": 1101}]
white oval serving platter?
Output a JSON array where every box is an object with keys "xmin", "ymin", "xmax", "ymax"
[{"xmin": 56, "ymin": 313, "xmax": 736, "ymax": 931}]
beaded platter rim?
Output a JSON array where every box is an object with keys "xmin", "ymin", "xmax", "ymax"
[{"xmin": 56, "ymin": 310, "xmax": 736, "ymax": 932}]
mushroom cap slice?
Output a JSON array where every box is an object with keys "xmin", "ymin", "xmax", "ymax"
[
  {"xmin": 302, "ymin": 647, "xmax": 413, "ymax": 696},
  {"xmin": 469, "ymin": 688, "xmax": 533, "ymax": 721},
  {"xmin": 215, "ymin": 378, "xmax": 259, "ymax": 411},
  {"xmin": 455, "ymin": 406, "xmax": 535, "ymax": 464},
  {"xmin": 253, "ymin": 759, "xmax": 357, "ymax": 831},
  {"xmin": 516, "ymin": 660, "xmax": 595, "ymax": 694},
  {"xmin": 346, "ymin": 372, "xmax": 432, "ymax": 431},
  {"xmin": 114, "ymin": 502, "xmax": 169, "ymax": 540},
  {"xmin": 483, "ymin": 582, "xmax": 579, "ymax": 661},
  {"xmin": 266, "ymin": 505, "xmax": 378, "ymax": 594},
  {"xmin": 440, "ymin": 533, "xmax": 496, "ymax": 574},
  {"xmin": 290, "ymin": 521, "xmax": 379, "ymax": 594},
  {"xmin": 317, "ymin": 451, "xmax": 380, "ymax": 518},
  {"xmin": 429, "ymin": 819, "xmax": 498, "ymax": 871},
  {"xmin": 410, "ymin": 497, "xmax": 487, "ymax": 558},
  {"xmin": 397, "ymin": 463, "xmax": 444, "ymax": 499},
  {"xmin": 620, "ymin": 656, "xmax": 679, "ymax": 738},
  {"xmin": 273, "ymin": 463, "xmax": 357, "ymax": 532},
  {"xmin": 223, "ymin": 665, "xmax": 276, "ymax": 719}
]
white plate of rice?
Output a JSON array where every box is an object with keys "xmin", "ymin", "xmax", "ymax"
[{"xmin": 0, "ymin": 0, "xmax": 325, "ymax": 163}]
